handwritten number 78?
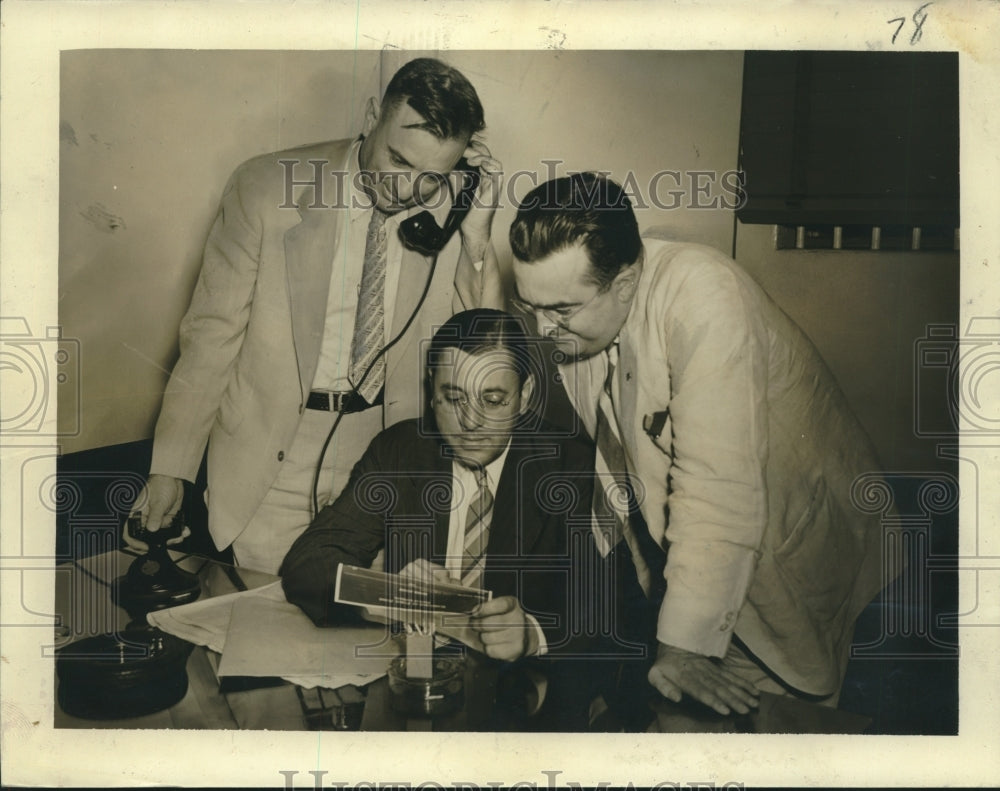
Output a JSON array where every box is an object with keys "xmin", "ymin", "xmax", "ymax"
[{"xmin": 889, "ymin": 2, "xmax": 932, "ymax": 45}]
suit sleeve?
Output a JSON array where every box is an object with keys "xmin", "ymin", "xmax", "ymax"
[
  {"xmin": 655, "ymin": 257, "xmax": 770, "ymax": 658},
  {"xmin": 279, "ymin": 432, "xmax": 393, "ymax": 626},
  {"xmin": 149, "ymin": 163, "xmax": 264, "ymax": 481}
]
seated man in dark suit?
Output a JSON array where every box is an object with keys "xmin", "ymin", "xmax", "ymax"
[{"xmin": 280, "ymin": 308, "xmax": 606, "ymax": 728}]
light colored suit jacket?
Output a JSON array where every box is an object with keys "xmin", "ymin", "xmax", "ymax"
[
  {"xmin": 150, "ymin": 138, "xmax": 478, "ymax": 550},
  {"xmin": 560, "ymin": 238, "xmax": 890, "ymax": 695}
]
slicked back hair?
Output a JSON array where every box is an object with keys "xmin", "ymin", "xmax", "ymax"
[
  {"xmin": 382, "ymin": 58, "xmax": 485, "ymax": 142},
  {"xmin": 509, "ymin": 173, "xmax": 641, "ymax": 290},
  {"xmin": 426, "ymin": 309, "xmax": 532, "ymax": 386}
]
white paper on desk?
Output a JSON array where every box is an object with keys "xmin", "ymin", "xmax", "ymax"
[
  {"xmin": 216, "ymin": 592, "xmax": 400, "ymax": 689},
  {"xmin": 145, "ymin": 581, "xmax": 287, "ymax": 653}
]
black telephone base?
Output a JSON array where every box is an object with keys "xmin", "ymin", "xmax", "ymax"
[{"xmin": 112, "ymin": 548, "xmax": 201, "ymax": 617}]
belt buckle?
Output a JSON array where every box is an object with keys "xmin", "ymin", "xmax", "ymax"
[
  {"xmin": 308, "ymin": 390, "xmax": 340, "ymax": 412},
  {"xmin": 309, "ymin": 389, "xmax": 366, "ymax": 413}
]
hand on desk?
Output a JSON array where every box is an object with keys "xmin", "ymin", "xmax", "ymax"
[
  {"xmin": 469, "ymin": 596, "xmax": 539, "ymax": 662},
  {"xmin": 124, "ymin": 474, "xmax": 190, "ymax": 551},
  {"xmin": 647, "ymin": 643, "xmax": 760, "ymax": 716}
]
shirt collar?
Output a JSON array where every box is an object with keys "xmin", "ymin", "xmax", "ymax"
[
  {"xmin": 454, "ymin": 439, "xmax": 511, "ymax": 495},
  {"xmin": 482, "ymin": 441, "xmax": 511, "ymax": 492}
]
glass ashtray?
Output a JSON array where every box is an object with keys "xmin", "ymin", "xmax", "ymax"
[{"xmin": 387, "ymin": 655, "xmax": 465, "ymax": 717}]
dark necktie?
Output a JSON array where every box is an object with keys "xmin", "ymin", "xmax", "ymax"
[{"xmin": 348, "ymin": 208, "xmax": 389, "ymax": 403}]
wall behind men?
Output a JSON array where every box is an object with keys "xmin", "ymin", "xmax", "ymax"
[
  {"xmin": 734, "ymin": 222, "xmax": 959, "ymax": 473},
  {"xmin": 59, "ymin": 50, "xmax": 382, "ymax": 453},
  {"xmin": 410, "ymin": 50, "xmax": 745, "ymax": 260},
  {"xmin": 58, "ymin": 49, "xmax": 744, "ymax": 454}
]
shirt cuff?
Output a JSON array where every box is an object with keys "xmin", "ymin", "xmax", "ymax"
[{"xmin": 525, "ymin": 614, "xmax": 548, "ymax": 656}]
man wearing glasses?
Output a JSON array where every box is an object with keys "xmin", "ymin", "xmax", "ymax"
[
  {"xmin": 509, "ymin": 173, "xmax": 892, "ymax": 727},
  {"xmin": 281, "ymin": 309, "xmax": 604, "ymax": 729}
]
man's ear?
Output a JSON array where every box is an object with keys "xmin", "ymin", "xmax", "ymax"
[
  {"xmin": 613, "ymin": 261, "xmax": 642, "ymax": 303},
  {"xmin": 361, "ymin": 97, "xmax": 380, "ymax": 136},
  {"xmin": 518, "ymin": 374, "xmax": 536, "ymax": 416}
]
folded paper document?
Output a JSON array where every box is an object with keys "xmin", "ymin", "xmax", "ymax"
[
  {"xmin": 217, "ymin": 593, "xmax": 399, "ymax": 686},
  {"xmin": 146, "ymin": 580, "xmax": 272, "ymax": 653},
  {"xmin": 147, "ymin": 581, "xmax": 399, "ymax": 689}
]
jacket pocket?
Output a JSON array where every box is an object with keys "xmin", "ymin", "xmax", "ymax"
[
  {"xmin": 217, "ymin": 386, "xmax": 245, "ymax": 436},
  {"xmin": 773, "ymin": 477, "xmax": 856, "ymax": 610},
  {"xmin": 775, "ymin": 478, "xmax": 827, "ymax": 559}
]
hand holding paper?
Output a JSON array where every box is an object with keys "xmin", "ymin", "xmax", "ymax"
[
  {"xmin": 335, "ymin": 563, "xmax": 491, "ymax": 653},
  {"xmin": 398, "ymin": 558, "xmax": 453, "ymax": 585}
]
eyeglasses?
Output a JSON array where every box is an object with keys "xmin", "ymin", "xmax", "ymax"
[
  {"xmin": 436, "ymin": 393, "xmax": 514, "ymax": 415},
  {"xmin": 510, "ymin": 290, "xmax": 603, "ymax": 326}
]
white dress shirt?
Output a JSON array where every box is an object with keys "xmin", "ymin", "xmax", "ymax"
[{"xmin": 311, "ymin": 139, "xmax": 416, "ymax": 392}]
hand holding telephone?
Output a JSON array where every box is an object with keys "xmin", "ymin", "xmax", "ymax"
[
  {"xmin": 398, "ymin": 157, "xmax": 480, "ymax": 256},
  {"xmin": 126, "ymin": 510, "xmax": 185, "ymax": 547},
  {"xmin": 113, "ymin": 510, "xmax": 200, "ymax": 616}
]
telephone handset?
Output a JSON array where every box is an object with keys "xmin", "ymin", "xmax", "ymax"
[{"xmin": 398, "ymin": 158, "xmax": 480, "ymax": 256}]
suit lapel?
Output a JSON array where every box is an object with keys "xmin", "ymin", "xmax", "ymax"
[
  {"xmin": 488, "ymin": 436, "xmax": 546, "ymax": 561},
  {"xmin": 283, "ymin": 140, "xmax": 351, "ymax": 400}
]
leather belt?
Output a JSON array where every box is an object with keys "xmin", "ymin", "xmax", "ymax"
[{"xmin": 306, "ymin": 387, "xmax": 383, "ymax": 413}]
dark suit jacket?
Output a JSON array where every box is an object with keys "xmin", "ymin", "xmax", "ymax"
[{"xmin": 280, "ymin": 417, "xmax": 601, "ymax": 655}]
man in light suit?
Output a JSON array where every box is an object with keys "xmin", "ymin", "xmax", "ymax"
[
  {"xmin": 509, "ymin": 173, "xmax": 893, "ymax": 721},
  {"xmin": 281, "ymin": 309, "xmax": 605, "ymax": 730},
  {"xmin": 127, "ymin": 59, "xmax": 502, "ymax": 573}
]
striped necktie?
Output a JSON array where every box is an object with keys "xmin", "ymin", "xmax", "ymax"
[
  {"xmin": 461, "ymin": 467, "xmax": 494, "ymax": 590},
  {"xmin": 348, "ymin": 208, "xmax": 389, "ymax": 403},
  {"xmin": 592, "ymin": 345, "xmax": 654, "ymax": 597}
]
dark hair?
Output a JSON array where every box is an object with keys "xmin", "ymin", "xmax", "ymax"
[
  {"xmin": 427, "ymin": 309, "xmax": 532, "ymax": 384},
  {"xmin": 382, "ymin": 58, "xmax": 485, "ymax": 141},
  {"xmin": 509, "ymin": 173, "xmax": 641, "ymax": 290}
]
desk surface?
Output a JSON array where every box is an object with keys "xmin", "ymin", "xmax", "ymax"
[
  {"xmin": 54, "ymin": 550, "xmax": 870, "ymax": 734},
  {"xmin": 55, "ymin": 550, "xmax": 302, "ymax": 730},
  {"xmin": 54, "ymin": 550, "xmax": 508, "ymax": 732}
]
